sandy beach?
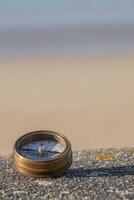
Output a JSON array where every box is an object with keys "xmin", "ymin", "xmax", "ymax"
[{"xmin": 0, "ymin": 54, "xmax": 134, "ymax": 155}]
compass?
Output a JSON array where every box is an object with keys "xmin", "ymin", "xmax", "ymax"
[{"xmin": 12, "ymin": 130, "xmax": 72, "ymax": 177}]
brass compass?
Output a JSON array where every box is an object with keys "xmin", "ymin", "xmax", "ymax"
[{"xmin": 12, "ymin": 130, "xmax": 72, "ymax": 177}]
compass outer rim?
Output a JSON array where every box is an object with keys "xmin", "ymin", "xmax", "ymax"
[
  {"xmin": 13, "ymin": 154, "xmax": 72, "ymax": 178},
  {"xmin": 13, "ymin": 130, "xmax": 71, "ymax": 162}
]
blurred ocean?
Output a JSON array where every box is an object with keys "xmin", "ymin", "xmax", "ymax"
[{"xmin": 0, "ymin": 0, "xmax": 134, "ymax": 55}]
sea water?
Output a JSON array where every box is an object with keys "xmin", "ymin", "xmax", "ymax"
[{"xmin": 0, "ymin": 0, "xmax": 134, "ymax": 55}]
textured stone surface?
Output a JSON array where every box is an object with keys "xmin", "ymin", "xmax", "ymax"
[{"xmin": 0, "ymin": 148, "xmax": 134, "ymax": 200}]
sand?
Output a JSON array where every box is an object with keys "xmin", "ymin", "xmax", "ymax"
[{"xmin": 0, "ymin": 54, "xmax": 134, "ymax": 155}]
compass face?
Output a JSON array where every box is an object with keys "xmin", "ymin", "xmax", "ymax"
[{"xmin": 19, "ymin": 139, "xmax": 65, "ymax": 160}]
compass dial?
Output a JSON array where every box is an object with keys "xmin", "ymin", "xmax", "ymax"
[{"xmin": 19, "ymin": 140, "xmax": 65, "ymax": 160}]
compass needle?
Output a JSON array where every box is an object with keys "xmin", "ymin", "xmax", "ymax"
[
  {"xmin": 20, "ymin": 148, "xmax": 36, "ymax": 152},
  {"xmin": 46, "ymin": 150, "xmax": 60, "ymax": 154},
  {"xmin": 13, "ymin": 130, "xmax": 72, "ymax": 177}
]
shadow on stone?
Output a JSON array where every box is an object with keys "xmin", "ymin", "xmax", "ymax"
[{"xmin": 63, "ymin": 165, "xmax": 134, "ymax": 178}]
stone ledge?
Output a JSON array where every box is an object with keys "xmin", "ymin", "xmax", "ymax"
[{"xmin": 0, "ymin": 148, "xmax": 134, "ymax": 200}]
